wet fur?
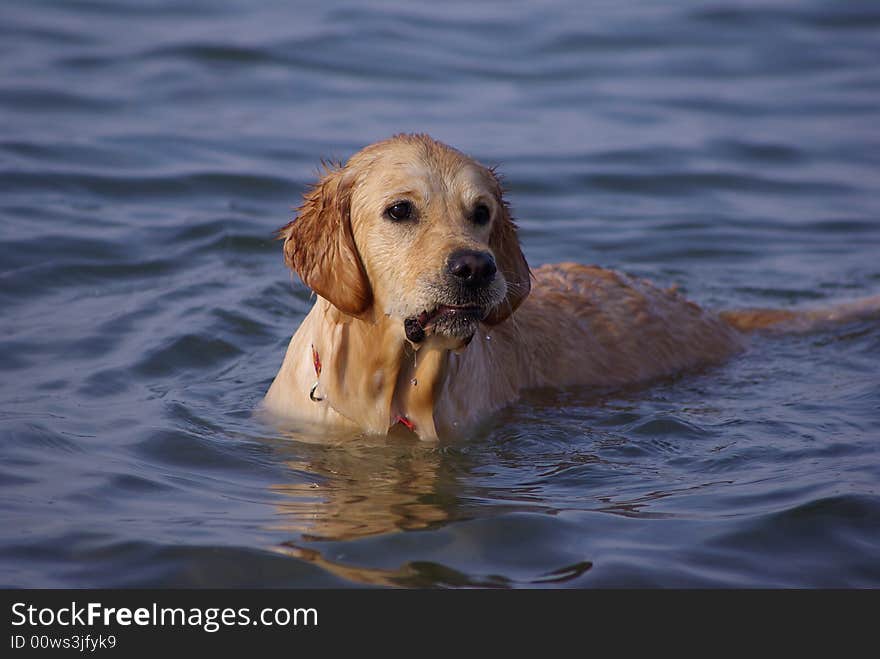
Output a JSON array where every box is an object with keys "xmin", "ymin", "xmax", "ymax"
[{"xmin": 264, "ymin": 134, "xmax": 880, "ymax": 440}]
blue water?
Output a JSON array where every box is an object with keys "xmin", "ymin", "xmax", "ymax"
[{"xmin": 2, "ymin": 0, "xmax": 879, "ymax": 587}]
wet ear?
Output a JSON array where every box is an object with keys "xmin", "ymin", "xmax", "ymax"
[
  {"xmin": 484, "ymin": 197, "xmax": 531, "ymax": 325},
  {"xmin": 277, "ymin": 166, "xmax": 372, "ymax": 316}
]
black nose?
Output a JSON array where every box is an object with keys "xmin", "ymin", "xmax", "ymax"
[{"xmin": 446, "ymin": 249, "xmax": 497, "ymax": 288}]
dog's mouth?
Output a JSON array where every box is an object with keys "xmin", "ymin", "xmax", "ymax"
[
  {"xmin": 404, "ymin": 304, "xmax": 485, "ymax": 343},
  {"xmin": 419, "ymin": 304, "xmax": 484, "ymax": 327}
]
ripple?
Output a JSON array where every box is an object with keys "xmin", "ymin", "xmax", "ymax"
[
  {"xmin": 133, "ymin": 428, "xmax": 250, "ymax": 471},
  {"xmin": 144, "ymin": 43, "xmax": 284, "ymax": 66},
  {"xmin": 0, "ymin": 423, "xmax": 85, "ymax": 454},
  {"xmin": 0, "ymin": 170, "xmax": 296, "ymax": 200},
  {"xmin": 211, "ymin": 308, "xmax": 274, "ymax": 339},
  {"xmin": 629, "ymin": 416, "xmax": 711, "ymax": 440},
  {"xmin": 78, "ymin": 368, "xmax": 132, "ymax": 398},
  {"xmin": 133, "ymin": 334, "xmax": 243, "ymax": 378},
  {"xmin": 581, "ymin": 172, "xmax": 852, "ymax": 196},
  {"xmin": 705, "ymin": 495, "xmax": 880, "ymax": 586},
  {"xmin": 0, "ymin": 258, "xmax": 182, "ymax": 304},
  {"xmin": 278, "ymin": 541, "xmax": 592, "ymax": 588},
  {"xmin": 691, "ymin": 6, "xmax": 880, "ymax": 31},
  {"xmin": 0, "ymin": 87, "xmax": 121, "ymax": 112},
  {"xmin": 710, "ymin": 139, "xmax": 807, "ymax": 164},
  {"xmin": 0, "ymin": 535, "xmax": 340, "ymax": 588}
]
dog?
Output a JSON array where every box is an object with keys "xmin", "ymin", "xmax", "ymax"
[{"xmin": 264, "ymin": 134, "xmax": 879, "ymax": 440}]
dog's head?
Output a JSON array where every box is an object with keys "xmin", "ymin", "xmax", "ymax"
[{"xmin": 278, "ymin": 134, "xmax": 531, "ymax": 343}]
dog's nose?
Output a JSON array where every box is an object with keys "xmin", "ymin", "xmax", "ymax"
[{"xmin": 446, "ymin": 249, "xmax": 497, "ymax": 288}]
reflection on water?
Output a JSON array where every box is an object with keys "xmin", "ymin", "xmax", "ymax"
[
  {"xmin": 256, "ymin": 392, "xmax": 730, "ymax": 587},
  {"xmin": 274, "ymin": 542, "xmax": 593, "ymax": 588},
  {"xmin": 269, "ymin": 436, "xmax": 450, "ymax": 541},
  {"xmin": 263, "ymin": 431, "xmax": 594, "ymax": 586}
]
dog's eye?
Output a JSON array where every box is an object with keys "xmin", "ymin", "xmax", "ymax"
[
  {"xmin": 472, "ymin": 204, "xmax": 491, "ymax": 226},
  {"xmin": 385, "ymin": 201, "xmax": 414, "ymax": 222}
]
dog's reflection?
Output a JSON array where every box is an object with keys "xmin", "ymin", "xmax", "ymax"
[
  {"xmin": 266, "ymin": 430, "xmax": 452, "ymax": 542},
  {"xmin": 261, "ymin": 430, "xmax": 467, "ymax": 586},
  {"xmin": 258, "ymin": 424, "xmax": 593, "ymax": 587}
]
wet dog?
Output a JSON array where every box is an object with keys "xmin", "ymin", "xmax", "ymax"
[{"xmin": 264, "ymin": 134, "xmax": 879, "ymax": 440}]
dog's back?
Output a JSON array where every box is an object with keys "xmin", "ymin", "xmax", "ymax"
[{"xmin": 471, "ymin": 263, "xmax": 744, "ymax": 391}]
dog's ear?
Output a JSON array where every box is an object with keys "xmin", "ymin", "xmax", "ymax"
[
  {"xmin": 277, "ymin": 165, "xmax": 372, "ymax": 316},
  {"xmin": 484, "ymin": 197, "xmax": 531, "ymax": 325}
]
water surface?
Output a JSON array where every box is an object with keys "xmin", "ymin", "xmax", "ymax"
[{"xmin": 2, "ymin": 0, "xmax": 879, "ymax": 587}]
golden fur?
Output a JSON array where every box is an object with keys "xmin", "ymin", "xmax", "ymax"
[{"xmin": 264, "ymin": 134, "xmax": 879, "ymax": 440}]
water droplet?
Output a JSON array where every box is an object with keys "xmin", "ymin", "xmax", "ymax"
[
  {"xmin": 485, "ymin": 334, "xmax": 491, "ymax": 341},
  {"xmin": 411, "ymin": 378, "xmax": 418, "ymax": 386}
]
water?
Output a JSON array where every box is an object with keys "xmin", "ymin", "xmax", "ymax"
[{"xmin": 2, "ymin": 0, "xmax": 879, "ymax": 587}]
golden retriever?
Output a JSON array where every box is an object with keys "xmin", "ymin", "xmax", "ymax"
[{"xmin": 264, "ymin": 134, "xmax": 879, "ymax": 440}]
